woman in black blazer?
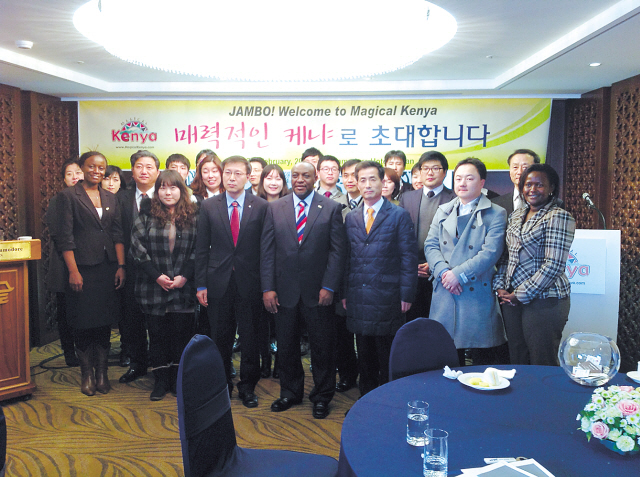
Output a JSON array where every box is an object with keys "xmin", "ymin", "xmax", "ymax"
[
  {"xmin": 58, "ymin": 151, "xmax": 126, "ymax": 396},
  {"xmin": 45, "ymin": 159, "xmax": 84, "ymax": 366}
]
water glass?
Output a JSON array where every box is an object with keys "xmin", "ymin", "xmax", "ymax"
[
  {"xmin": 423, "ymin": 428, "xmax": 448, "ymax": 477},
  {"xmin": 406, "ymin": 400, "xmax": 429, "ymax": 446}
]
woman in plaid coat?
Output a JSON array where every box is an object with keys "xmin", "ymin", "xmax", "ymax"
[
  {"xmin": 493, "ymin": 164, "xmax": 575, "ymax": 366},
  {"xmin": 131, "ymin": 170, "xmax": 198, "ymax": 400}
]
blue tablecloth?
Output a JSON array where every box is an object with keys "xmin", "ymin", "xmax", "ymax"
[{"xmin": 338, "ymin": 365, "xmax": 639, "ymax": 476}]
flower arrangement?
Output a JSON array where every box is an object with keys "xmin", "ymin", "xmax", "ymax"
[{"xmin": 577, "ymin": 385, "xmax": 640, "ymax": 455}]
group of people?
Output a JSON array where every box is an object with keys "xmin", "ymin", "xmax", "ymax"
[{"xmin": 45, "ymin": 145, "xmax": 575, "ymax": 421}]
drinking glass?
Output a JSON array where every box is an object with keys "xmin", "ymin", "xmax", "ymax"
[
  {"xmin": 407, "ymin": 400, "xmax": 429, "ymax": 446},
  {"xmin": 423, "ymin": 428, "xmax": 448, "ymax": 477}
]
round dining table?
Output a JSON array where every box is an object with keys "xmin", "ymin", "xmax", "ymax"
[{"xmin": 337, "ymin": 365, "xmax": 639, "ymax": 476}]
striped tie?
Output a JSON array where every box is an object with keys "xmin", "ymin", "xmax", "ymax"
[{"xmin": 296, "ymin": 200, "xmax": 307, "ymax": 244}]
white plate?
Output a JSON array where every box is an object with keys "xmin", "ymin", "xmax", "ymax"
[
  {"xmin": 458, "ymin": 372, "xmax": 510, "ymax": 391},
  {"xmin": 627, "ymin": 371, "xmax": 640, "ymax": 384}
]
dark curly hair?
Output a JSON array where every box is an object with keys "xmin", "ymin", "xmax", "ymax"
[
  {"xmin": 190, "ymin": 152, "xmax": 224, "ymax": 198},
  {"xmin": 149, "ymin": 170, "xmax": 196, "ymax": 229}
]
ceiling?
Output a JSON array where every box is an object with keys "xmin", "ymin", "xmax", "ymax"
[{"xmin": 0, "ymin": 0, "xmax": 639, "ymax": 99}]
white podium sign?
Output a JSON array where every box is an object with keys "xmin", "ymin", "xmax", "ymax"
[
  {"xmin": 565, "ymin": 238, "xmax": 606, "ymax": 294},
  {"xmin": 563, "ymin": 230, "xmax": 621, "ymax": 343}
]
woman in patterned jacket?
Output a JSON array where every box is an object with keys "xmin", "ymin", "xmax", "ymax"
[
  {"xmin": 131, "ymin": 170, "xmax": 198, "ymax": 401},
  {"xmin": 493, "ymin": 163, "xmax": 575, "ymax": 366}
]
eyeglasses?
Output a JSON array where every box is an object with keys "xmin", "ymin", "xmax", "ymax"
[
  {"xmin": 320, "ymin": 167, "xmax": 339, "ymax": 174},
  {"xmin": 421, "ymin": 166, "xmax": 443, "ymax": 173},
  {"xmin": 223, "ymin": 170, "xmax": 246, "ymax": 178}
]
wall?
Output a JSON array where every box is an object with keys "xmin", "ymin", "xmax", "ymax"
[{"xmin": 0, "ymin": 83, "xmax": 78, "ymax": 346}]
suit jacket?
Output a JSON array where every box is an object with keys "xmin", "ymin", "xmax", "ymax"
[
  {"xmin": 491, "ymin": 192, "xmax": 515, "ymax": 217},
  {"xmin": 400, "ymin": 186, "xmax": 456, "ymax": 260},
  {"xmin": 261, "ymin": 192, "xmax": 347, "ymax": 308},
  {"xmin": 425, "ymin": 194, "xmax": 507, "ymax": 348},
  {"xmin": 195, "ymin": 192, "xmax": 269, "ymax": 300},
  {"xmin": 343, "ymin": 199, "xmax": 418, "ymax": 336},
  {"xmin": 130, "ymin": 211, "xmax": 198, "ymax": 315},
  {"xmin": 57, "ymin": 183, "xmax": 123, "ymax": 266}
]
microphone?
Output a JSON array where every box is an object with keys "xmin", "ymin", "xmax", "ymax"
[{"xmin": 582, "ymin": 192, "xmax": 596, "ymax": 209}]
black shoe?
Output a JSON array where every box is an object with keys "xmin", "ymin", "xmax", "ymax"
[
  {"xmin": 119, "ymin": 351, "xmax": 131, "ymax": 367},
  {"xmin": 64, "ymin": 351, "xmax": 80, "ymax": 367},
  {"xmin": 119, "ymin": 366, "xmax": 147, "ymax": 383},
  {"xmin": 150, "ymin": 372, "xmax": 169, "ymax": 401},
  {"xmin": 336, "ymin": 379, "xmax": 357, "ymax": 393},
  {"xmin": 239, "ymin": 391, "xmax": 259, "ymax": 408},
  {"xmin": 271, "ymin": 397, "xmax": 301, "ymax": 412},
  {"xmin": 230, "ymin": 364, "xmax": 237, "ymax": 378},
  {"xmin": 313, "ymin": 402, "xmax": 330, "ymax": 419}
]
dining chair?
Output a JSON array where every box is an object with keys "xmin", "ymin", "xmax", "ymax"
[
  {"xmin": 388, "ymin": 318, "xmax": 459, "ymax": 381},
  {"xmin": 177, "ymin": 334, "xmax": 338, "ymax": 477}
]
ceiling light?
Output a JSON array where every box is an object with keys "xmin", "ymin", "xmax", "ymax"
[
  {"xmin": 73, "ymin": 0, "xmax": 457, "ymax": 82},
  {"xmin": 589, "ymin": 62, "xmax": 601, "ymax": 67}
]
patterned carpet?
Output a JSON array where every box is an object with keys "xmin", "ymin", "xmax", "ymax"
[{"xmin": 2, "ymin": 333, "xmax": 358, "ymax": 476}]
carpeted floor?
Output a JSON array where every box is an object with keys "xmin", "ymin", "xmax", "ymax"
[{"xmin": 2, "ymin": 332, "xmax": 358, "ymax": 476}]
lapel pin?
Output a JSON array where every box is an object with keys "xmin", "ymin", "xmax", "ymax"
[
  {"xmin": 318, "ymin": 205, "xmax": 323, "ymax": 208},
  {"xmin": 106, "ymin": 207, "xmax": 110, "ymax": 211},
  {"xmin": 248, "ymin": 205, "xmax": 252, "ymax": 208}
]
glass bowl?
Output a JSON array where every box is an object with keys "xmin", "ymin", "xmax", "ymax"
[{"xmin": 558, "ymin": 332, "xmax": 620, "ymax": 386}]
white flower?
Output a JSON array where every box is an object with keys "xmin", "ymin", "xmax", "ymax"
[
  {"xmin": 608, "ymin": 429, "xmax": 622, "ymax": 441},
  {"xmin": 592, "ymin": 395, "xmax": 605, "ymax": 406},
  {"xmin": 628, "ymin": 415, "xmax": 640, "ymax": 425},
  {"xmin": 620, "ymin": 419, "xmax": 628, "ymax": 428},
  {"xmin": 584, "ymin": 403, "xmax": 598, "ymax": 411},
  {"xmin": 604, "ymin": 407, "xmax": 623, "ymax": 419},
  {"xmin": 606, "ymin": 417, "xmax": 616, "ymax": 425},
  {"xmin": 581, "ymin": 417, "xmax": 592, "ymax": 431},
  {"xmin": 616, "ymin": 436, "xmax": 636, "ymax": 452}
]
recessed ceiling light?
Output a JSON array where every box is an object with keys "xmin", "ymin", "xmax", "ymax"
[
  {"xmin": 589, "ymin": 62, "xmax": 601, "ymax": 67},
  {"xmin": 73, "ymin": 0, "xmax": 457, "ymax": 82},
  {"xmin": 15, "ymin": 40, "xmax": 33, "ymax": 49}
]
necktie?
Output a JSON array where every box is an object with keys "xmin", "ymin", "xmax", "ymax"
[
  {"xmin": 427, "ymin": 190, "xmax": 435, "ymax": 198},
  {"xmin": 324, "ymin": 191, "xmax": 332, "ymax": 198},
  {"xmin": 138, "ymin": 193, "xmax": 148, "ymax": 212},
  {"xmin": 296, "ymin": 200, "xmax": 307, "ymax": 244},
  {"xmin": 365, "ymin": 208, "xmax": 375, "ymax": 234},
  {"xmin": 230, "ymin": 201, "xmax": 240, "ymax": 246},
  {"xmin": 350, "ymin": 199, "xmax": 358, "ymax": 209}
]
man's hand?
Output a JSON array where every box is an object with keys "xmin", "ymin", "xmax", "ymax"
[
  {"xmin": 263, "ymin": 291, "xmax": 279, "ymax": 314},
  {"xmin": 318, "ymin": 288, "xmax": 334, "ymax": 306},
  {"xmin": 196, "ymin": 289, "xmax": 208, "ymax": 307},
  {"xmin": 341, "ymin": 298, "xmax": 347, "ymax": 310},
  {"xmin": 417, "ymin": 262, "xmax": 430, "ymax": 278},
  {"xmin": 69, "ymin": 271, "xmax": 83, "ymax": 292},
  {"xmin": 169, "ymin": 275, "xmax": 187, "ymax": 289},
  {"xmin": 441, "ymin": 270, "xmax": 463, "ymax": 295},
  {"xmin": 401, "ymin": 301, "xmax": 412, "ymax": 313},
  {"xmin": 156, "ymin": 274, "xmax": 173, "ymax": 291},
  {"xmin": 114, "ymin": 268, "xmax": 126, "ymax": 290}
]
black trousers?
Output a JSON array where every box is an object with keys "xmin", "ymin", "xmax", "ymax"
[
  {"xmin": 355, "ymin": 334, "xmax": 394, "ymax": 397},
  {"xmin": 405, "ymin": 276, "xmax": 432, "ymax": 322},
  {"xmin": 55, "ymin": 292, "xmax": 75, "ymax": 354},
  {"xmin": 208, "ymin": 273, "xmax": 262, "ymax": 394},
  {"xmin": 276, "ymin": 300, "xmax": 336, "ymax": 404},
  {"xmin": 147, "ymin": 312, "xmax": 195, "ymax": 370},
  {"xmin": 119, "ymin": 275, "xmax": 148, "ymax": 368},
  {"xmin": 335, "ymin": 303, "xmax": 358, "ymax": 383}
]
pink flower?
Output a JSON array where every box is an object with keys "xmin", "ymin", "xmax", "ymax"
[
  {"xmin": 616, "ymin": 400, "xmax": 640, "ymax": 416},
  {"xmin": 590, "ymin": 421, "xmax": 610, "ymax": 439},
  {"xmin": 619, "ymin": 386, "xmax": 635, "ymax": 392}
]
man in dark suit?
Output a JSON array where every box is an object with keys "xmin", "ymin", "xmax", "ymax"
[
  {"xmin": 117, "ymin": 150, "xmax": 159, "ymax": 383},
  {"xmin": 400, "ymin": 151, "xmax": 456, "ymax": 321},
  {"xmin": 491, "ymin": 149, "xmax": 540, "ymax": 216},
  {"xmin": 384, "ymin": 150, "xmax": 413, "ymax": 196},
  {"xmin": 343, "ymin": 160, "xmax": 418, "ymax": 396},
  {"xmin": 261, "ymin": 162, "xmax": 346, "ymax": 419},
  {"xmin": 195, "ymin": 156, "xmax": 268, "ymax": 408}
]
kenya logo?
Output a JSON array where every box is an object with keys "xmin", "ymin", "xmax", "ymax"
[
  {"xmin": 112, "ymin": 119, "xmax": 157, "ymax": 144},
  {"xmin": 566, "ymin": 250, "xmax": 590, "ymax": 279}
]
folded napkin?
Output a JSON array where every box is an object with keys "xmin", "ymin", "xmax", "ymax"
[
  {"xmin": 443, "ymin": 366, "xmax": 463, "ymax": 379},
  {"xmin": 491, "ymin": 368, "xmax": 516, "ymax": 380}
]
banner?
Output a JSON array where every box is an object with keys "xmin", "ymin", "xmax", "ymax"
[
  {"xmin": 565, "ymin": 238, "xmax": 607, "ymax": 295},
  {"xmin": 78, "ymin": 98, "xmax": 552, "ymax": 171}
]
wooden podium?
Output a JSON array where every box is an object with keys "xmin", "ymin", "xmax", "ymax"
[{"xmin": 0, "ymin": 239, "xmax": 40, "ymax": 401}]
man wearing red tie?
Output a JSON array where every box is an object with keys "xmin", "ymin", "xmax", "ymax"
[
  {"xmin": 261, "ymin": 162, "xmax": 346, "ymax": 419},
  {"xmin": 195, "ymin": 156, "xmax": 269, "ymax": 408}
]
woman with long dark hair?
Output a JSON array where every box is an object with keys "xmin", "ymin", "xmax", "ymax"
[
  {"xmin": 58, "ymin": 151, "xmax": 125, "ymax": 396},
  {"xmin": 257, "ymin": 163, "xmax": 290, "ymax": 201},
  {"xmin": 130, "ymin": 170, "xmax": 198, "ymax": 400},
  {"xmin": 190, "ymin": 152, "xmax": 224, "ymax": 203},
  {"xmin": 493, "ymin": 163, "xmax": 575, "ymax": 366}
]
